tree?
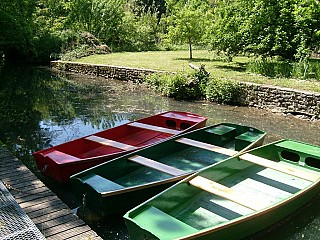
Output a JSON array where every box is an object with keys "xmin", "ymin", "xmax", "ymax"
[
  {"xmin": 166, "ymin": 0, "xmax": 211, "ymax": 59},
  {"xmin": 205, "ymin": 0, "xmax": 246, "ymax": 61},
  {"xmin": 0, "ymin": 0, "xmax": 35, "ymax": 61},
  {"xmin": 68, "ymin": 0, "xmax": 126, "ymax": 45},
  {"xmin": 208, "ymin": 0, "xmax": 320, "ymax": 61}
]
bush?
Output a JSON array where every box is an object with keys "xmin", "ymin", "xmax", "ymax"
[
  {"xmin": 145, "ymin": 67, "xmax": 209, "ymax": 100},
  {"xmin": 247, "ymin": 59, "xmax": 320, "ymax": 80},
  {"xmin": 205, "ymin": 78, "xmax": 242, "ymax": 105}
]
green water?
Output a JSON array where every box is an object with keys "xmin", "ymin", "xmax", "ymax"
[{"xmin": 1, "ymin": 66, "xmax": 320, "ymax": 240}]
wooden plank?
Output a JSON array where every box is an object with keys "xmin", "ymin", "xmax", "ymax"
[
  {"xmin": 240, "ymin": 153, "xmax": 320, "ymax": 182},
  {"xmin": 0, "ymin": 146, "xmax": 102, "ymax": 240},
  {"xmin": 128, "ymin": 155, "xmax": 186, "ymax": 176},
  {"xmin": 129, "ymin": 122, "xmax": 181, "ymax": 135},
  {"xmin": 189, "ymin": 176, "xmax": 259, "ymax": 211},
  {"xmin": 32, "ymin": 209, "xmax": 75, "ymax": 225},
  {"xmin": 23, "ymin": 199, "xmax": 66, "ymax": 214},
  {"xmin": 85, "ymin": 135, "xmax": 137, "ymax": 151},
  {"xmin": 47, "ymin": 225, "xmax": 94, "ymax": 240},
  {"xmin": 40, "ymin": 219, "xmax": 86, "ymax": 238},
  {"xmin": 176, "ymin": 138, "xmax": 238, "ymax": 156}
]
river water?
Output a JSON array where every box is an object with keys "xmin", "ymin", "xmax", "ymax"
[{"xmin": 0, "ymin": 66, "xmax": 320, "ymax": 239}]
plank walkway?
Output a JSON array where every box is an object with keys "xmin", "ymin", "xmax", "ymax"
[{"xmin": 0, "ymin": 145, "xmax": 102, "ymax": 240}]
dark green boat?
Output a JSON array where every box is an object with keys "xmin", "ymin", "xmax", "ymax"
[
  {"xmin": 124, "ymin": 139, "xmax": 320, "ymax": 240},
  {"xmin": 70, "ymin": 123, "xmax": 266, "ymax": 216}
]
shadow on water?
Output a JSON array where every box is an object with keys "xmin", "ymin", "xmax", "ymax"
[{"xmin": 1, "ymin": 66, "xmax": 320, "ymax": 239}]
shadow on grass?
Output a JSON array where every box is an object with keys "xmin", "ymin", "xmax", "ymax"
[
  {"xmin": 175, "ymin": 57, "xmax": 248, "ymax": 73},
  {"xmin": 215, "ymin": 64, "xmax": 247, "ymax": 72},
  {"xmin": 174, "ymin": 57, "xmax": 222, "ymax": 62}
]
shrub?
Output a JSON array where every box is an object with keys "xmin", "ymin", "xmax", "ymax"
[
  {"xmin": 144, "ymin": 67, "xmax": 209, "ymax": 100},
  {"xmin": 205, "ymin": 78, "xmax": 242, "ymax": 105},
  {"xmin": 246, "ymin": 58, "xmax": 320, "ymax": 80}
]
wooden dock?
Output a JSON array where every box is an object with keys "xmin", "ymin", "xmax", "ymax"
[{"xmin": 0, "ymin": 145, "xmax": 102, "ymax": 240}]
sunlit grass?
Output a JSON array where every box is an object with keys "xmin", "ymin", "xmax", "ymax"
[{"xmin": 76, "ymin": 50, "xmax": 320, "ymax": 93}]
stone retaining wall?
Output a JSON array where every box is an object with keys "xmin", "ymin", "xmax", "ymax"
[
  {"xmin": 51, "ymin": 61, "xmax": 162, "ymax": 82},
  {"xmin": 240, "ymin": 83, "xmax": 320, "ymax": 118},
  {"xmin": 51, "ymin": 61, "xmax": 320, "ymax": 119}
]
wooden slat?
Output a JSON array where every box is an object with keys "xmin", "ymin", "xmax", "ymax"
[
  {"xmin": 129, "ymin": 122, "xmax": 181, "ymax": 135},
  {"xmin": 0, "ymin": 145, "xmax": 102, "ymax": 240},
  {"xmin": 176, "ymin": 138, "xmax": 238, "ymax": 156},
  {"xmin": 85, "ymin": 135, "xmax": 137, "ymax": 151},
  {"xmin": 189, "ymin": 176, "xmax": 259, "ymax": 211},
  {"xmin": 128, "ymin": 155, "xmax": 185, "ymax": 176},
  {"xmin": 240, "ymin": 153, "xmax": 320, "ymax": 182}
]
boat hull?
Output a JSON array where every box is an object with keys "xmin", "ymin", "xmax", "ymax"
[
  {"xmin": 125, "ymin": 183, "xmax": 320, "ymax": 240},
  {"xmin": 33, "ymin": 111, "xmax": 207, "ymax": 182},
  {"xmin": 124, "ymin": 139, "xmax": 320, "ymax": 240},
  {"xmin": 71, "ymin": 123, "xmax": 266, "ymax": 216}
]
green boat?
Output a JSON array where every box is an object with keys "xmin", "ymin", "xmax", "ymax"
[
  {"xmin": 124, "ymin": 139, "xmax": 320, "ymax": 240},
  {"xmin": 70, "ymin": 123, "xmax": 266, "ymax": 216}
]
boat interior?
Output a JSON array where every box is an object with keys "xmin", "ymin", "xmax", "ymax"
[
  {"xmin": 74, "ymin": 124, "xmax": 265, "ymax": 194},
  {"xmin": 38, "ymin": 112, "xmax": 205, "ymax": 162},
  {"xmin": 126, "ymin": 140, "xmax": 320, "ymax": 239}
]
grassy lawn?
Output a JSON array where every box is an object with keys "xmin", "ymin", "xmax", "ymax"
[{"xmin": 76, "ymin": 50, "xmax": 320, "ymax": 93}]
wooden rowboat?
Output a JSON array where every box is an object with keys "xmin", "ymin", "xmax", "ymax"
[
  {"xmin": 124, "ymin": 139, "xmax": 320, "ymax": 240},
  {"xmin": 33, "ymin": 111, "xmax": 207, "ymax": 182},
  {"xmin": 70, "ymin": 123, "xmax": 266, "ymax": 216}
]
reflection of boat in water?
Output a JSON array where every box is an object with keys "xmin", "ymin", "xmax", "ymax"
[
  {"xmin": 71, "ymin": 123, "xmax": 266, "ymax": 216},
  {"xmin": 33, "ymin": 111, "xmax": 207, "ymax": 182},
  {"xmin": 124, "ymin": 139, "xmax": 320, "ymax": 240}
]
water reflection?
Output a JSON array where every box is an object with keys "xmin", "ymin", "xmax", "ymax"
[{"xmin": 1, "ymin": 66, "xmax": 320, "ymax": 240}]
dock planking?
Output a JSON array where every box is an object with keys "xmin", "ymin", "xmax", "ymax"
[{"xmin": 0, "ymin": 145, "xmax": 102, "ymax": 240}]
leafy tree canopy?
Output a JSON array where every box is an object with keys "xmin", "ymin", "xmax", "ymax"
[{"xmin": 208, "ymin": 0, "xmax": 320, "ymax": 61}]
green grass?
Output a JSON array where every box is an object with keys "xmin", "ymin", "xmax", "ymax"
[{"xmin": 76, "ymin": 50, "xmax": 320, "ymax": 93}]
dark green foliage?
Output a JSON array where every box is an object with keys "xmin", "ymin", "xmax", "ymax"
[
  {"xmin": 205, "ymin": 79, "xmax": 242, "ymax": 105},
  {"xmin": 145, "ymin": 67, "xmax": 209, "ymax": 100},
  {"xmin": 209, "ymin": 0, "xmax": 320, "ymax": 61},
  {"xmin": 247, "ymin": 59, "xmax": 320, "ymax": 80},
  {"xmin": 0, "ymin": 0, "xmax": 35, "ymax": 62}
]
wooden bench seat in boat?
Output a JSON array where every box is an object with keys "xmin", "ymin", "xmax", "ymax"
[
  {"xmin": 128, "ymin": 155, "xmax": 186, "ymax": 176},
  {"xmin": 85, "ymin": 135, "xmax": 137, "ymax": 151},
  {"xmin": 131, "ymin": 206, "xmax": 198, "ymax": 239},
  {"xmin": 189, "ymin": 176, "xmax": 260, "ymax": 211},
  {"xmin": 80, "ymin": 173, "xmax": 125, "ymax": 193},
  {"xmin": 235, "ymin": 131, "xmax": 264, "ymax": 150},
  {"xmin": 175, "ymin": 138, "xmax": 238, "ymax": 156},
  {"xmin": 45, "ymin": 150, "xmax": 79, "ymax": 164},
  {"xmin": 239, "ymin": 153, "xmax": 320, "ymax": 182},
  {"xmin": 128, "ymin": 122, "xmax": 181, "ymax": 135}
]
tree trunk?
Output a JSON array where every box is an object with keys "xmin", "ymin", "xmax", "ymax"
[{"xmin": 189, "ymin": 41, "xmax": 193, "ymax": 60}]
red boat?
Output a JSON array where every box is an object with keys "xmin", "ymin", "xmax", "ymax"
[{"xmin": 33, "ymin": 111, "xmax": 207, "ymax": 182}]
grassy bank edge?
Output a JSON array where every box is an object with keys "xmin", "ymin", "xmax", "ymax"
[{"xmin": 76, "ymin": 50, "xmax": 320, "ymax": 93}]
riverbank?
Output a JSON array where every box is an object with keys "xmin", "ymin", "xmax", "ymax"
[{"xmin": 51, "ymin": 60, "xmax": 320, "ymax": 120}]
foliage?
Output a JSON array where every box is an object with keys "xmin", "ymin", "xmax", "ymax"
[
  {"xmin": 209, "ymin": 0, "xmax": 320, "ymax": 61},
  {"xmin": 2, "ymin": 0, "xmax": 320, "ymax": 64},
  {"xmin": 165, "ymin": 0, "xmax": 211, "ymax": 59},
  {"xmin": 0, "ymin": 0, "xmax": 35, "ymax": 61},
  {"xmin": 145, "ymin": 67, "xmax": 209, "ymax": 99},
  {"xmin": 205, "ymin": 78, "xmax": 242, "ymax": 105},
  {"xmin": 115, "ymin": 6, "xmax": 161, "ymax": 51},
  {"xmin": 67, "ymin": 0, "xmax": 126, "ymax": 45},
  {"xmin": 247, "ymin": 58, "xmax": 320, "ymax": 80},
  {"xmin": 205, "ymin": 0, "xmax": 245, "ymax": 61}
]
